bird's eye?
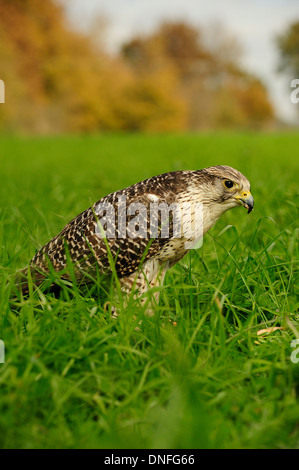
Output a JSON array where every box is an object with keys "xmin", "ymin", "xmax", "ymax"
[{"xmin": 224, "ymin": 180, "xmax": 234, "ymax": 189}]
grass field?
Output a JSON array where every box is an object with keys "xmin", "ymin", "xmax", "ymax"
[{"xmin": 0, "ymin": 132, "xmax": 298, "ymax": 449}]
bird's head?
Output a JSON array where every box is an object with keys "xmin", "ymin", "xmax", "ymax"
[{"xmin": 199, "ymin": 165, "xmax": 254, "ymax": 214}]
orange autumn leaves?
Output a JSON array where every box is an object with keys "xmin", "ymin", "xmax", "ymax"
[{"xmin": 0, "ymin": 0, "xmax": 274, "ymax": 134}]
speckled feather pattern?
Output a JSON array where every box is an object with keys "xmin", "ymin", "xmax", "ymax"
[{"xmin": 17, "ymin": 166, "xmax": 251, "ymax": 298}]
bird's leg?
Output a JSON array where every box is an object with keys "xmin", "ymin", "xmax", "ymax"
[
  {"xmin": 104, "ymin": 259, "xmax": 167, "ymax": 318},
  {"xmin": 129, "ymin": 259, "xmax": 168, "ymax": 316}
]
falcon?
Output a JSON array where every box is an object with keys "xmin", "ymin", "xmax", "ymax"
[{"xmin": 17, "ymin": 165, "xmax": 254, "ymax": 312}]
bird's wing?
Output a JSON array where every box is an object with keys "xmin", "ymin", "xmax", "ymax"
[{"xmin": 29, "ymin": 172, "xmax": 187, "ymax": 281}]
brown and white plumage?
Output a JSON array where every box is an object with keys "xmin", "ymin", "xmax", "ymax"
[{"xmin": 17, "ymin": 166, "xmax": 254, "ymax": 310}]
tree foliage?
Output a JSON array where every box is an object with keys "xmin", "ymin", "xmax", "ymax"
[
  {"xmin": 122, "ymin": 22, "xmax": 274, "ymax": 129},
  {"xmin": 0, "ymin": 0, "xmax": 274, "ymax": 133},
  {"xmin": 277, "ymin": 21, "xmax": 299, "ymax": 77}
]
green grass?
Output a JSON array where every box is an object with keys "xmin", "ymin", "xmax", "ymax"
[{"xmin": 0, "ymin": 132, "xmax": 298, "ymax": 449}]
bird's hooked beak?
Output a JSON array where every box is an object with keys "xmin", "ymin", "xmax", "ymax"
[{"xmin": 235, "ymin": 191, "xmax": 254, "ymax": 214}]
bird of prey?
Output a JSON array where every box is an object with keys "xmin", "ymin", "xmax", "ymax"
[{"xmin": 17, "ymin": 165, "xmax": 254, "ymax": 312}]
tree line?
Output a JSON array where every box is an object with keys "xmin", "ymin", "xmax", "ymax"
[{"xmin": 0, "ymin": 0, "xmax": 295, "ymax": 134}]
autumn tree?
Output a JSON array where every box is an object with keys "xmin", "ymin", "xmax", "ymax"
[
  {"xmin": 277, "ymin": 21, "xmax": 299, "ymax": 78},
  {"xmin": 122, "ymin": 22, "xmax": 274, "ymax": 129},
  {"xmin": 0, "ymin": 2, "xmax": 274, "ymax": 133},
  {"xmin": 0, "ymin": 0, "xmax": 185, "ymax": 133}
]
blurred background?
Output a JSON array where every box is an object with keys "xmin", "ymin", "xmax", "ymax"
[
  {"xmin": 1, "ymin": 2, "xmax": 299, "ymax": 451},
  {"xmin": 0, "ymin": 0, "xmax": 299, "ymax": 134}
]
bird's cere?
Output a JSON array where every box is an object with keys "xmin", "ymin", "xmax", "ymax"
[{"xmin": 235, "ymin": 191, "xmax": 254, "ymax": 213}]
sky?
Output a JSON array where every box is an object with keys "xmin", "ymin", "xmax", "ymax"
[{"xmin": 62, "ymin": 0, "xmax": 299, "ymax": 123}]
